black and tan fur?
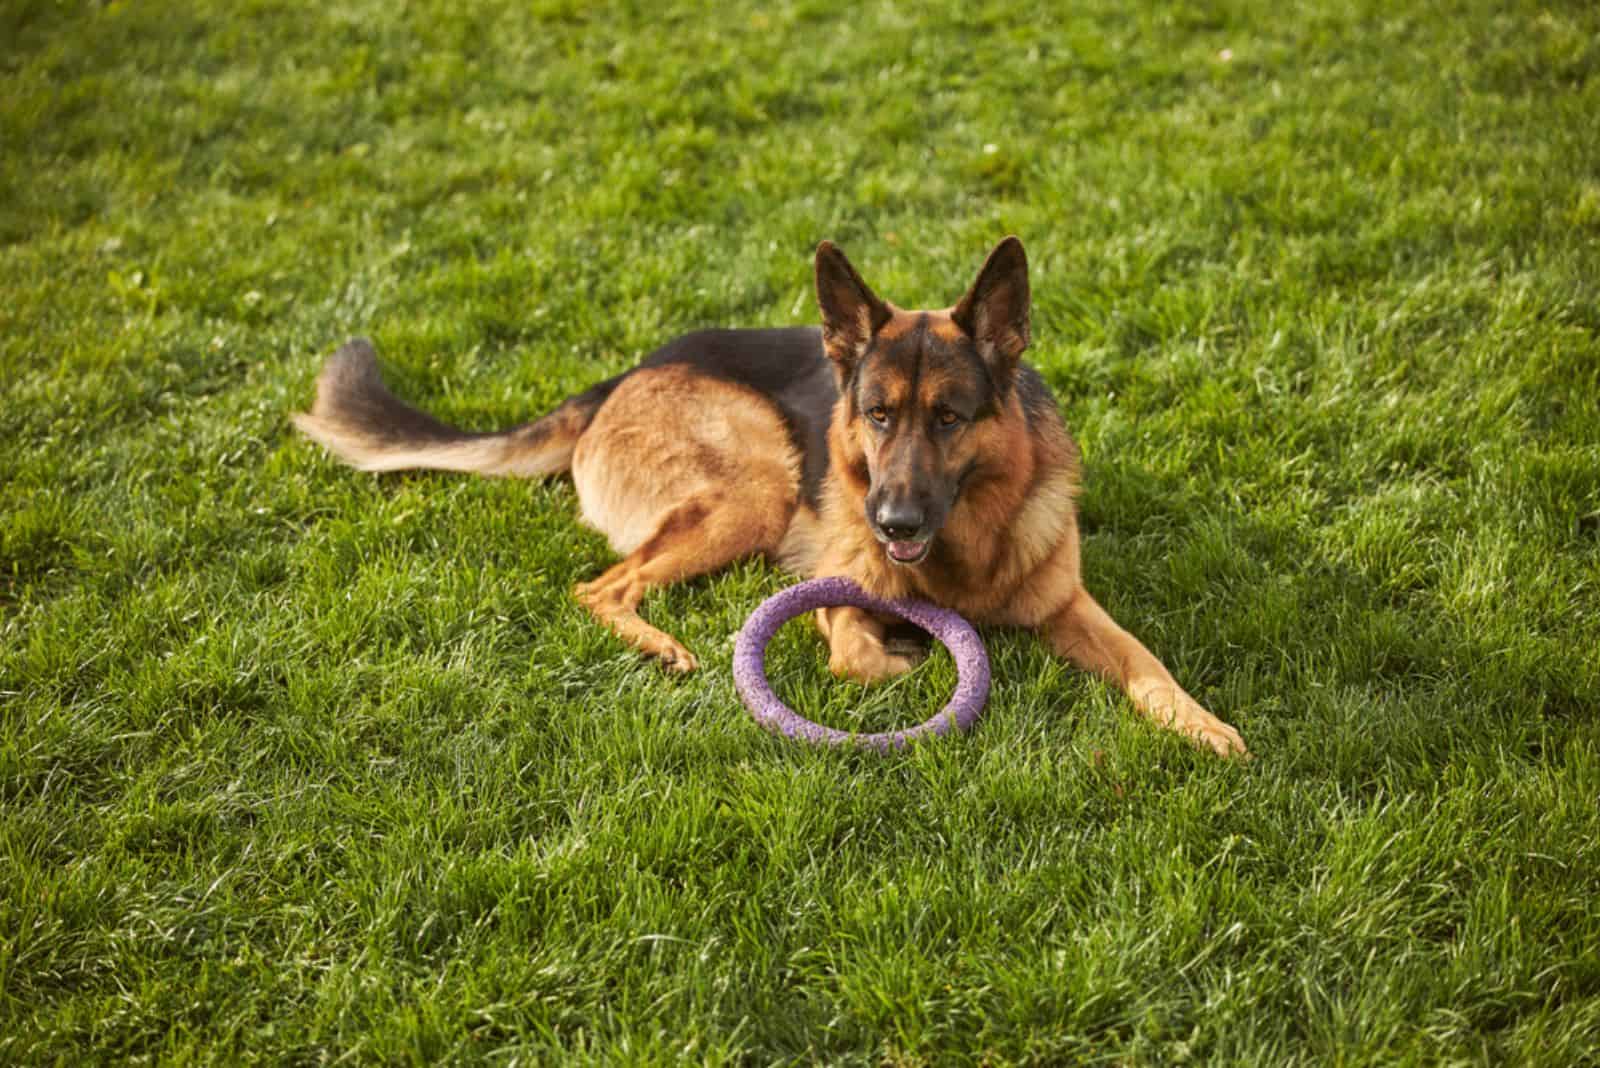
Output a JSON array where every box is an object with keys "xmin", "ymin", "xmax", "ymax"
[{"xmin": 294, "ymin": 238, "xmax": 1247, "ymax": 756}]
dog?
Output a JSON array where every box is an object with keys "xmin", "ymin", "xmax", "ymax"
[{"xmin": 293, "ymin": 238, "xmax": 1247, "ymax": 756}]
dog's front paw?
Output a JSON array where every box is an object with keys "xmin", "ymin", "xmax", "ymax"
[
  {"xmin": 1170, "ymin": 697, "xmax": 1249, "ymax": 758},
  {"xmin": 1192, "ymin": 715, "xmax": 1248, "ymax": 759},
  {"xmin": 828, "ymin": 638, "xmax": 918, "ymax": 684}
]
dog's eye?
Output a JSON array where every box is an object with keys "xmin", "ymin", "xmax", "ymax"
[
  {"xmin": 866, "ymin": 405, "xmax": 889, "ymax": 425},
  {"xmin": 937, "ymin": 409, "xmax": 962, "ymax": 428}
]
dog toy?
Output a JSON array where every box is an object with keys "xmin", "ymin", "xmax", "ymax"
[{"xmin": 733, "ymin": 576, "xmax": 990, "ymax": 750}]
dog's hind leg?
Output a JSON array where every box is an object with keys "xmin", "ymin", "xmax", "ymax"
[
  {"xmin": 567, "ymin": 363, "xmax": 804, "ymax": 671},
  {"xmin": 574, "ymin": 493, "xmax": 788, "ymax": 672}
]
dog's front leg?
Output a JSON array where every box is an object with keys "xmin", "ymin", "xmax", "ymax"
[
  {"xmin": 814, "ymin": 605, "xmax": 920, "ymax": 683},
  {"xmin": 1045, "ymin": 590, "xmax": 1248, "ymax": 757}
]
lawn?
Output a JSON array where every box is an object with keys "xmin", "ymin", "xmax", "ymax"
[{"xmin": 3, "ymin": 0, "xmax": 1599, "ymax": 1062}]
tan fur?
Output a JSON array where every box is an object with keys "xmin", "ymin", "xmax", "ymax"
[
  {"xmin": 566, "ymin": 365, "xmax": 803, "ymax": 670},
  {"xmin": 872, "ymin": 308, "xmax": 919, "ymax": 341},
  {"xmin": 1044, "ymin": 591, "xmax": 1242, "ymax": 757},
  {"xmin": 926, "ymin": 313, "xmax": 969, "ymax": 343},
  {"xmin": 773, "ymin": 505, "xmax": 826, "ymax": 576},
  {"xmin": 570, "ymin": 366, "xmax": 800, "ymax": 553},
  {"xmin": 287, "ymin": 423, "xmax": 561, "ymax": 477},
  {"xmin": 573, "ymin": 490, "xmax": 789, "ymax": 673}
]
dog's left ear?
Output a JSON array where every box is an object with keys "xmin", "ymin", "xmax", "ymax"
[{"xmin": 952, "ymin": 236, "xmax": 1031, "ymax": 386}]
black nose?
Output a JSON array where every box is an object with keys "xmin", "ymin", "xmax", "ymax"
[{"xmin": 875, "ymin": 501, "xmax": 926, "ymax": 541}]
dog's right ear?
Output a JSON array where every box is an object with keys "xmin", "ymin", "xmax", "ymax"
[{"xmin": 815, "ymin": 241, "xmax": 890, "ymax": 375}]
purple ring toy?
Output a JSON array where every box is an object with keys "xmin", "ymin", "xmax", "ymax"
[{"xmin": 733, "ymin": 576, "xmax": 991, "ymax": 751}]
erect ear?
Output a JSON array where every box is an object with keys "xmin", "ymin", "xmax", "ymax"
[
  {"xmin": 815, "ymin": 241, "xmax": 891, "ymax": 373},
  {"xmin": 951, "ymin": 236, "xmax": 1031, "ymax": 385}
]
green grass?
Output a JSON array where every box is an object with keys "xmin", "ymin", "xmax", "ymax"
[{"xmin": 4, "ymin": 0, "xmax": 1599, "ymax": 1062}]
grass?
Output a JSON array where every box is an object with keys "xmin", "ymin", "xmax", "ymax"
[{"xmin": 3, "ymin": 0, "xmax": 1599, "ymax": 1062}]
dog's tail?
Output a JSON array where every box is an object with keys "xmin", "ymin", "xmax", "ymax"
[{"xmin": 291, "ymin": 338, "xmax": 615, "ymax": 478}]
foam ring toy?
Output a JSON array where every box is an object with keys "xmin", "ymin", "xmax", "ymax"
[{"xmin": 733, "ymin": 576, "xmax": 991, "ymax": 750}]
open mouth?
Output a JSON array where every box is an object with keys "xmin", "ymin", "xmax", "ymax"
[{"xmin": 885, "ymin": 539, "xmax": 931, "ymax": 565}]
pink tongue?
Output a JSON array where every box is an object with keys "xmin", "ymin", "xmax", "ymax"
[{"xmin": 888, "ymin": 541, "xmax": 925, "ymax": 561}]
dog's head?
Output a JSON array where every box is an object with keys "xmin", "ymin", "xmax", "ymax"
[{"xmin": 815, "ymin": 237, "xmax": 1031, "ymax": 566}]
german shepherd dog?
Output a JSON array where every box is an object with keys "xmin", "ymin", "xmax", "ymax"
[{"xmin": 294, "ymin": 238, "xmax": 1247, "ymax": 756}]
